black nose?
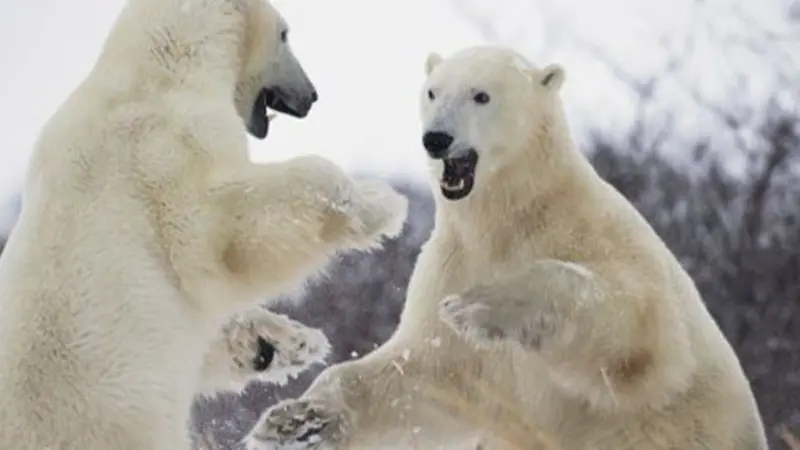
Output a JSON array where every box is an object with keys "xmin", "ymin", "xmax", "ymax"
[
  {"xmin": 422, "ymin": 131, "xmax": 454, "ymax": 158},
  {"xmin": 310, "ymin": 90, "xmax": 318, "ymax": 103}
]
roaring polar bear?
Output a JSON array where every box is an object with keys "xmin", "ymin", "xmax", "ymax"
[{"xmin": 244, "ymin": 46, "xmax": 767, "ymax": 450}]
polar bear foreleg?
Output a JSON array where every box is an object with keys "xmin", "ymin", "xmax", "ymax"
[
  {"xmin": 206, "ymin": 155, "xmax": 407, "ymax": 298},
  {"xmin": 438, "ymin": 259, "xmax": 629, "ymax": 354},
  {"xmin": 438, "ymin": 259, "xmax": 693, "ymax": 412},
  {"xmin": 243, "ymin": 349, "xmax": 487, "ymax": 449},
  {"xmin": 243, "ymin": 346, "xmax": 554, "ymax": 450}
]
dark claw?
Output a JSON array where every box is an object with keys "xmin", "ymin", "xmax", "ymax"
[
  {"xmin": 297, "ymin": 426, "xmax": 325, "ymax": 442},
  {"xmin": 253, "ymin": 336, "xmax": 276, "ymax": 371}
]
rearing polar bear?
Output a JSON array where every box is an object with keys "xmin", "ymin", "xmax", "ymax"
[
  {"xmin": 0, "ymin": 0, "xmax": 407, "ymax": 449},
  {"xmin": 245, "ymin": 46, "xmax": 766, "ymax": 450}
]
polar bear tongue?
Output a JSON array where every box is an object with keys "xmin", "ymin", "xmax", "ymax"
[
  {"xmin": 247, "ymin": 89, "xmax": 271, "ymax": 139},
  {"xmin": 441, "ymin": 150, "xmax": 478, "ymax": 184}
]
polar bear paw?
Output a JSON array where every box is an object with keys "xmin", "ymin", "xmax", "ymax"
[
  {"xmin": 225, "ymin": 309, "xmax": 331, "ymax": 385},
  {"xmin": 439, "ymin": 292, "xmax": 556, "ymax": 351},
  {"xmin": 286, "ymin": 156, "xmax": 408, "ymax": 246},
  {"xmin": 245, "ymin": 398, "xmax": 350, "ymax": 450},
  {"xmin": 439, "ymin": 295, "xmax": 502, "ymax": 346}
]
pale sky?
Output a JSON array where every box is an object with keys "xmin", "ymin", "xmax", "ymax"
[
  {"xmin": 1, "ymin": 0, "xmax": 795, "ymax": 215},
  {"xmin": 0, "ymin": 0, "xmax": 484, "ymax": 203}
]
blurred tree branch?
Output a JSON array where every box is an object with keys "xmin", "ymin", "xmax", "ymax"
[{"xmin": 780, "ymin": 424, "xmax": 800, "ymax": 450}]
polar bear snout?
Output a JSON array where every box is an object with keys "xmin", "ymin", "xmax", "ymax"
[
  {"xmin": 247, "ymin": 85, "xmax": 317, "ymax": 140},
  {"xmin": 265, "ymin": 46, "xmax": 319, "ymax": 119},
  {"xmin": 246, "ymin": 26, "xmax": 319, "ymax": 139},
  {"xmin": 422, "ymin": 130, "xmax": 454, "ymax": 158},
  {"xmin": 422, "ymin": 128, "xmax": 480, "ymax": 201},
  {"xmin": 263, "ymin": 85, "xmax": 318, "ymax": 119}
]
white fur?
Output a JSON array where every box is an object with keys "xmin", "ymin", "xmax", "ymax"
[
  {"xmin": 245, "ymin": 45, "xmax": 767, "ymax": 450},
  {"xmin": 0, "ymin": 0, "xmax": 407, "ymax": 449}
]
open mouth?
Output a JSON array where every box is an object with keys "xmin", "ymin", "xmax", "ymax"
[
  {"xmin": 246, "ymin": 88, "xmax": 311, "ymax": 140},
  {"xmin": 247, "ymin": 89, "xmax": 273, "ymax": 140},
  {"xmin": 440, "ymin": 149, "xmax": 478, "ymax": 201}
]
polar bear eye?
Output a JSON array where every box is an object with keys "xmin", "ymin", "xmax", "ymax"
[
  {"xmin": 473, "ymin": 91, "xmax": 490, "ymax": 105},
  {"xmin": 427, "ymin": 89, "xmax": 435, "ymax": 101},
  {"xmin": 280, "ymin": 29, "xmax": 288, "ymax": 43}
]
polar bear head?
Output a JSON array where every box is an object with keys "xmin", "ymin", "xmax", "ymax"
[
  {"xmin": 233, "ymin": 0, "xmax": 318, "ymax": 139},
  {"xmin": 106, "ymin": 0, "xmax": 318, "ymax": 140},
  {"xmin": 419, "ymin": 46, "xmax": 566, "ymax": 201}
]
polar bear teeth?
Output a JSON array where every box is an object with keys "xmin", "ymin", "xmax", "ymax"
[
  {"xmin": 438, "ymin": 149, "xmax": 478, "ymax": 200},
  {"xmin": 441, "ymin": 179, "xmax": 465, "ymax": 191}
]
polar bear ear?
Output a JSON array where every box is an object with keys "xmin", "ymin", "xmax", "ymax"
[
  {"xmin": 425, "ymin": 52, "xmax": 444, "ymax": 76},
  {"xmin": 538, "ymin": 64, "xmax": 565, "ymax": 92}
]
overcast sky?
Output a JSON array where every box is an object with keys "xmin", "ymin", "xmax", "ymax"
[{"xmin": 1, "ymin": 0, "xmax": 795, "ymax": 217}]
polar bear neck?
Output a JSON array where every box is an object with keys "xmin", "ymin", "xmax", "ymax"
[
  {"xmin": 92, "ymin": 0, "xmax": 246, "ymax": 94},
  {"xmin": 435, "ymin": 107, "xmax": 598, "ymax": 239}
]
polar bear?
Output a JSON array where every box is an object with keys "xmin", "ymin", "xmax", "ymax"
[
  {"xmin": 245, "ymin": 45, "xmax": 768, "ymax": 450},
  {"xmin": 0, "ymin": 0, "xmax": 407, "ymax": 449}
]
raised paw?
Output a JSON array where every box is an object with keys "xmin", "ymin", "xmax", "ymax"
[
  {"xmin": 286, "ymin": 156, "xmax": 408, "ymax": 246},
  {"xmin": 439, "ymin": 294, "xmax": 501, "ymax": 346},
  {"xmin": 347, "ymin": 178, "xmax": 408, "ymax": 243},
  {"xmin": 439, "ymin": 291, "xmax": 555, "ymax": 350},
  {"xmin": 245, "ymin": 398, "xmax": 350, "ymax": 450},
  {"xmin": 225, "ymin": 309, "xmax": 331, "ymax": 385}
]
